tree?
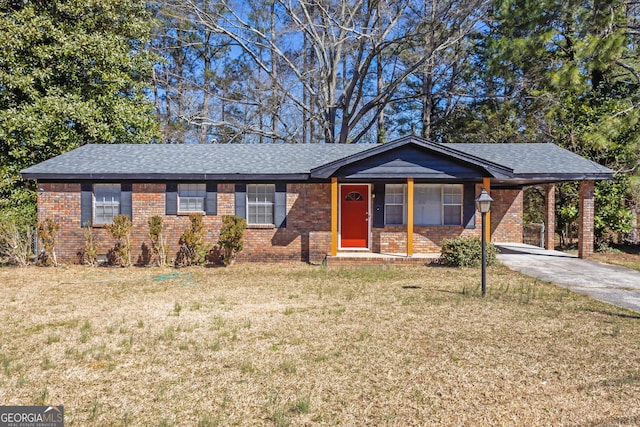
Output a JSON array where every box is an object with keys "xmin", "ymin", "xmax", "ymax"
[
  {"xmin": 0, "ymin": 0, "xmax": 160, "ymax": 222},
  {"xmin": 445, "ymin": 0, "xmax": 640, "ymax": 244},
  {"xmin": 155, "ymin": 0, "xmax": 488, "ymax": 144}
]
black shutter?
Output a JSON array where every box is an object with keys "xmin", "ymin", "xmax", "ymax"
[
  {"xmin": 80, "ymin": 183, "xmax": 93, "ymax": 227},
  {"xmin": 121, "ymin": 183, "xmax": 132, "ymax": 220},
  {"xmin": 463, "ymin": 182, "xmax": 476, "ymax": 229},
  {"xmin": 166, "ymin": 183, "xmax": 177, "ymax": 215},
  {"xmin": 205, "ymin": 182, "xmax": 217, "ymax": 215},
  {"xmin": 234, "ymin": 184, "xmax": 246, "ymax": 218},
  {"xmin": 372, "ymin": 183, "xmax": 385, "ymax": 228},
  {"xmin": 274, "ymin": 183, "xmax": 286, "ymax": 227}
]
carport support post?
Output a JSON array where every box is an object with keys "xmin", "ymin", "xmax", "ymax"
[
  {"xmin": 544, "ymin": 184, "xmax": 556, "ymax": 250},
  {"xmin": 578, "ymin": 180, "xmax": 595, "ymax": 258}
]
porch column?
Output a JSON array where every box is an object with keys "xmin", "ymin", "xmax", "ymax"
[
  {"xmin": 331, "ymin": 177, "xmax": 338, "ymax": 256},
  {"xmin": 407, "ymin": 178, "xmax": 414, "ymax": 256},
  {"xmin": 482, "ymin": 177, "xmax": 491, "ymax": 242},
  {"xmin": 544, "ymin": 184, "xmax": 556, "ymax": 250},
  {"xmin": 578, "ymin": 180, "xmax": 595, "ymax": 258}
]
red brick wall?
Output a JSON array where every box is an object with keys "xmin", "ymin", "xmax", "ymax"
[
  {"xmin": 37, "ymin": 182, "xmax": 522, "ymax": 264},
  {"xmin": 37, "ymin": 183, "xmax": 85, "ymax": 262},
  {"xmin": 578, "ymin": 180, "xmax": 595, "ymax": 258},
  {"xmin": 489, "ymin": 188, "xmax": 523, "ymax": 243}
]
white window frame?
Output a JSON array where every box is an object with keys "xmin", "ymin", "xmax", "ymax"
[
  {"xmin": 178, "ymin": 183, "xmax": 206, "ymax": 214},
  {"xmin": 442, "ymin": 184, "xmax": 463, "ymax": 226},
  {"xmin": 384, "ymin": 184, "xmax": 406, "ymax": 225},
  {"xmin": 414, "ymin": 184, "xmax": 463, "ymax": 226},
  {"xmin": 93, "ymin": 183, "xmax": 120, "ymax": 225},
  {"xmin": 247, "ymin": 184, "xmax": 275, "ymax": 225}
]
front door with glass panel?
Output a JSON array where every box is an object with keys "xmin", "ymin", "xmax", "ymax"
[{"xmin": 340, "ymin": 184, "xmax": 369, "ymax": 249}]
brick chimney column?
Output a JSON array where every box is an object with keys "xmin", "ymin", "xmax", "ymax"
[
  {"xmin": 544, "ymin": 184, "xmax": 555, "ymax": 250},
  {"xmin": 578, "ymin": 180, "xmax": 595, "ymax": 258}
]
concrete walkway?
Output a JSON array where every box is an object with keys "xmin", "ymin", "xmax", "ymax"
[{"xmin": 496, "ymin": 243, "xmax": 640, "ymax": 313}]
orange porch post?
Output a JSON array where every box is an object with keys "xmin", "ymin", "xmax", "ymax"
[
  {"xmin": 331, "ymin": 177, "xmax": 338, "ymax": 256},
  {"xmin": 407, "ymin": 178, "xmax": 414, "ymax": 256}
]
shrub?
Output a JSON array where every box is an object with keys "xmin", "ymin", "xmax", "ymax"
[
  {"xmin": 148, "ymin": 215, "xmax": 168, "ymax": 267},
  {"xmin": 175, "ymin": 214, "xmax": 211, "ymax": 267},
  {"xmin": 218, "ymin": 215, "xmax": 247, "ymax": 266},
  {"xmin": 106, "ymin": 215, "xmax": 132, "ymax": 267},
  {"xmin": 81, "ymin": 223, "xmax": 98, "ymax": 266},
  {"xmin": 37, "ymin": 218, "xmax": 60, "ymax": 266},
  {"xmin": 440, "ymin": 236, "xmax": 497, "ymax": 267},
  {"xmin": 0, "ymin": 217, "xmax": 33, "ymax": 266}
]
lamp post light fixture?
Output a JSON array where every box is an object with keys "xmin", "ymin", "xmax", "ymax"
[{"xmin": 476, "ymin": 189, "xmax": 493, "ymax": 297}]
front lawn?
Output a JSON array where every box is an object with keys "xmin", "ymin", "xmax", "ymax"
[{"xmin": 0, "ymin": 264, "xmax": 638, "ymax": 426}]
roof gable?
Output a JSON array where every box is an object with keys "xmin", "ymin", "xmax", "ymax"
[{"xmin": 310, "ymin": 136, "xmax": 514, "ymax": 179}]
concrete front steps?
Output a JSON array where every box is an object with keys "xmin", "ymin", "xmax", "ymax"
[{"xmin": 325, "ymin": 252, "xmax": 441, "ymax": 268}]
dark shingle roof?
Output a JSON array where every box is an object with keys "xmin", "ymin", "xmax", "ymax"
[
  {"xmin": 444, "ymin": 143, "xmax": 612, "ymax": 176},
  {"xmin": 21, "ymin": 138, "xmax": 613, "ymax": 182},
  {"xmin": 21, "ymin": 143, "xmax": 372, "ymax": 180}
]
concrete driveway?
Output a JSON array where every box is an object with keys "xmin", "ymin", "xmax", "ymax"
[{"xmin": 496, "ymin": 243, "xmax": 640, "ymax": 313}]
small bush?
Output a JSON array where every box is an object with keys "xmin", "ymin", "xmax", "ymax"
[
  {"xmin": 37, "ymin": 218, "xmax": 59, "ymax": 266},
  {"xmin": 176, "ymin": 214, "xmax": 211, "ymax": 267},
  {"xmin": 81, "ymin": 223, "xmax": 98, "ymax": 266},
  {"xmin": 440, "ymin": 236, "xmax": 497, "ymax": 267},
  {"xmin": 0, "ymin": 217, "xmax": 33, "ymax": 266},
  {"xmin": 218, "ymin": 215, "xmax": 246, "ymax": 266},
  {"xmin": 148, "ymin": 216, "xmax": 168, "ymax": 267},
  {"xmin": 106, "ymin": 215, "xmax": 132, "ymax": 267}
]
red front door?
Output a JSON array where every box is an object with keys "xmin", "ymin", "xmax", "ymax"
[{"xmin": 340, "ymin": 184, "xmax": 369, "ymax": 249}]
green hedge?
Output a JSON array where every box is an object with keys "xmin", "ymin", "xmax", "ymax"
[{"xmin": 440, "ymin": 236, "xmax": 497, "ymax": 267}]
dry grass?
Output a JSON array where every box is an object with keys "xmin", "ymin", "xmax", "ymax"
[
  {"xmin": 0, "ymin": 263, "xmax": 639, "ymax": 426},
  {"xmin": 592, "ymin": 246, "xmax": 640, "ymax": 271}
]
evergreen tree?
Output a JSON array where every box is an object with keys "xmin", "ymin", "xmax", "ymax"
[
  {"xmin": 0, "ymin": 0, "xmax": 159, "ymax": 222},
  {"xmin": 445, "ymin": 0, "xmax": 640, "ymax": 243}
]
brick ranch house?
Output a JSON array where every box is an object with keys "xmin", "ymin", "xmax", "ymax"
[{"xmin": 21, "ymin": 136, "xmax": 613, "ymax": 266}]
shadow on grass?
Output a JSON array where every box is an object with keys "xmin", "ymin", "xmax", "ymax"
[
  {"xmin": 586, "ymin": 414, "xmax": 640, "ymax": 427},
  {"xmin": 584, "ymin": 307, "xmax": 640, "ymax": 319}
]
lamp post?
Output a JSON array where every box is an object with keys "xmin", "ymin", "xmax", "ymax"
[{"xmin": 476, "ymin": 189, "xmax": 493, "ymax": 297}]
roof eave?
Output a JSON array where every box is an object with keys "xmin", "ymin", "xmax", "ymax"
[
  {"xmin": 510, "ymin": 172, "xmax": 614, "ymax": 181},
  {"xmin": 22, "ymin": 173, "xmax": 311, "ymax": 181}
]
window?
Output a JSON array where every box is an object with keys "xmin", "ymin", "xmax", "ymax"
[
  {"xmin": 442, "ymin": 184, "xmax": 463, "ymax": 225},
  {"xmin": 385, "ymin": 184, "xmax": 406, "ymax": 225},
  {"xmin": 178, "ymin": 183, "xmax": 206, "ymax": 213},
  {"xmin": 345, "ymin": 191, "xmax": 364, "ymax": 201},
  {"xmin": 414, "ymin": 184, "xmax": 462, "ymax": 226},
  {"xmin": 94, "ymin": 184, "xmax": 120, "ymax": 225},
  {"xmin": 247, "ymin": 184, "xmax": 275, "ymax": 225}
]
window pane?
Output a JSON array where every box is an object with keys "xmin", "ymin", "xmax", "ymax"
[
  {"xmin": 385, "ymin": 205, "xmax": 403, "ymax": 225},
  {"xmin": 414, "ymin": 185, "xmax": 441, "ymax": 225},
  {"xmin": 443, "ymin": 205, "xmax": 462, "ymax": 225},
  {"xmin": 443, "ymin": 185, "xmax": 462, "ymax": 225},
  {"xmin": 385, "ymin": 184, "xmax": 405, "ymax": 225},
  {"xmin": 247, "ymin": 184, "xmax": 275, "ymax": 224},
  {"xmin": 94, "ymin": 184, "xmax": 120, "ymax": 225},
  {"xmin": 178, "ymin": 184, "xmax": 205, "ymax": 212},
  {"xmin": 443, "ymin": 185, "xmax": 462, "ymax": 204}
]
